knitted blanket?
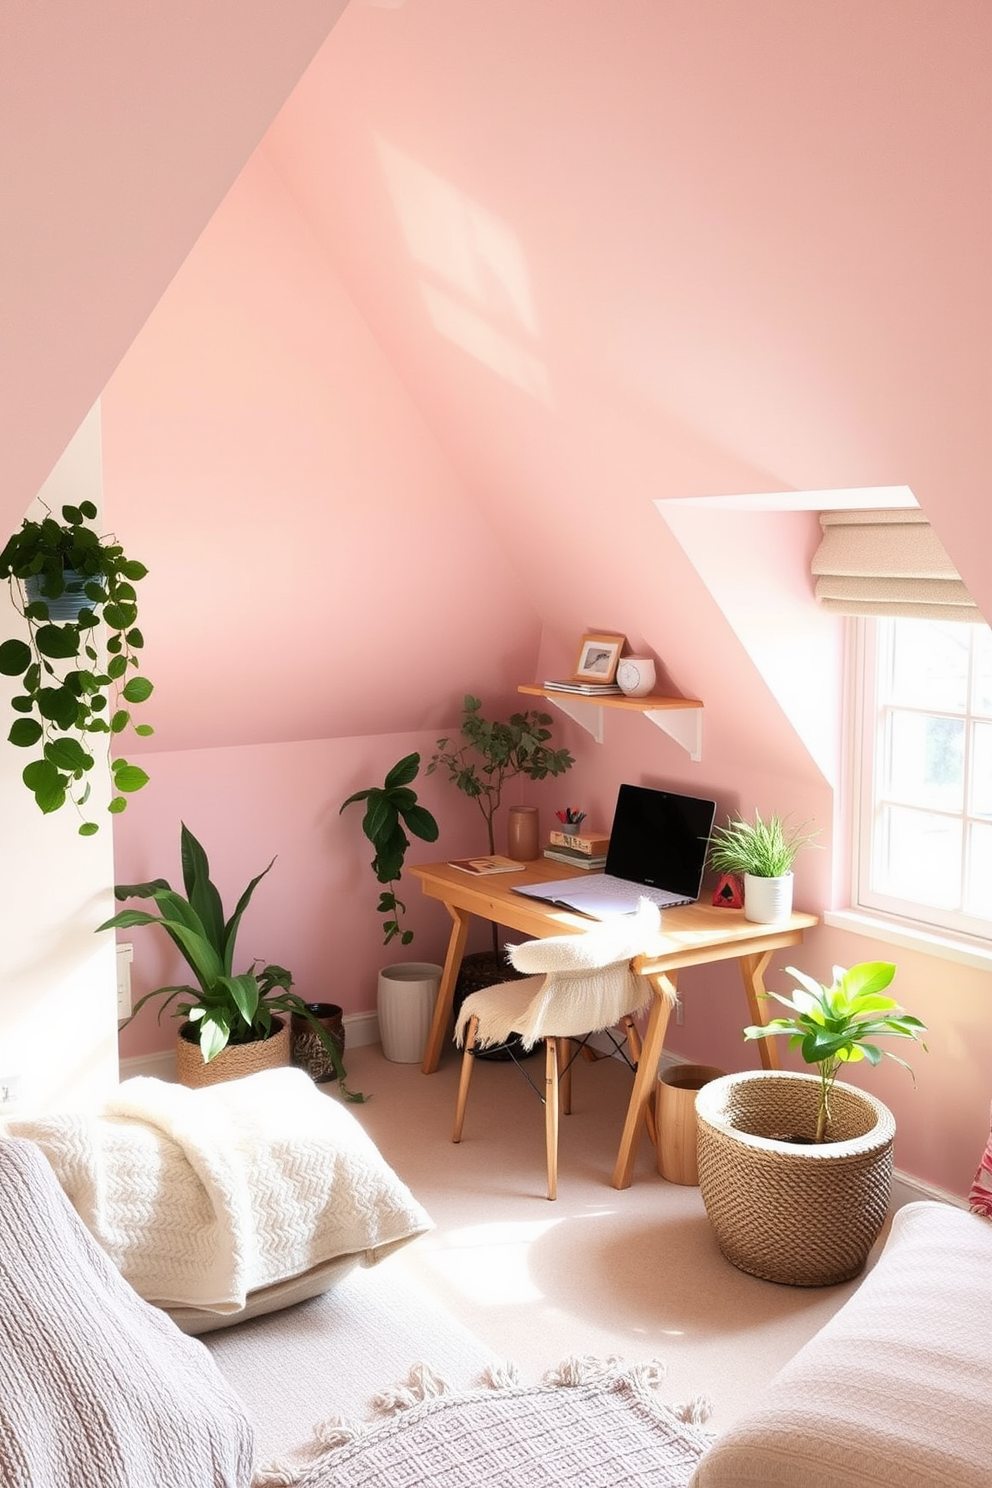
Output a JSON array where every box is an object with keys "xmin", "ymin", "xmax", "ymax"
[
  {"xmin": 10, "ymin": 1068, "xmax": 432, "ymax": 1314},
  {"xmin": 0, "ymin": 1136, "xmax": 255, "ymax": 1487},
  {"xmin": 456, "ymin": 899, "xmax": 666, "ymax": 1049},
  {"xmin": 254, "ymin": 1357, "xmax": 713, "ymax": 1488}
]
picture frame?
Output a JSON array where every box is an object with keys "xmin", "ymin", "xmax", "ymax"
[{"xmin": 573, "ymin": 632, "xmax": 626, "ymax": 683}]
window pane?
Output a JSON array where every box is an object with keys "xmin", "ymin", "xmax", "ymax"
[
  {"xmin": 874, "ymin": 805, "xmax": 962, "ymax": 908},
  {"xmin": 884, "ymin": 710, "xmax": 964, "ymax": 812},
  {"xmin": 888, "ymin": 619, "xmax": 969, "ymax": 713},
  {"xmin": 972, "ymin": 720, "xmax": 992, "ymax": 819},
  {"xmin": 966, "ymin": 821, "xmax": 992, "ymax": 918},
  {"xmin": 969, "ymin": 821, "xmax": 992, "ymax": 910},
  {"xmin": 974, "ymin": 627, "xmax": 992, "ymax": 717}
]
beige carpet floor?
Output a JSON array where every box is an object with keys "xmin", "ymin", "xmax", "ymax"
[{"xmin": 207, "ymin": 1039, "xmax": 915, "ymax": 1462}]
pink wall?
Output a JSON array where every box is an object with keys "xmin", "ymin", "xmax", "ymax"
[
  {"xmin": 0, "ymin": 0, "xmax": 348, "ymax": 535},
  {"xmin": 5, "ymin": 2, "xmax": 991, "ymax": 1198}
]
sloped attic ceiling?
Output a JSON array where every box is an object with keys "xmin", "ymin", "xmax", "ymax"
[
  {"xmin": 0, "ymin": 0, "xmax": 349, "ymax": 537},
  {"xmin": 253, "ymin": 0, "xmax": 990, "ymax": 773}
]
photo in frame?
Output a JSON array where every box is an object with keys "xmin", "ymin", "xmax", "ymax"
[{"xmin": 573, "ymin": 632, "xmax": 626, "ymax": 683}]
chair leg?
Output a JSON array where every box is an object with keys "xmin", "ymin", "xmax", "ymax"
[
  {"xmin": 545, "ymin": 1036, "xmax": 559, "ymax": 1200},
  {"xmin": 621, "ymin": 1014, "xmax": 657, "ymax": 1146},
  {"xmin": 558, "ymin": 1036, "xmax": 572, "ymax": 1116},
  {"xmin": 452, "ymin": 1015, "xmax": 479, "ymax": 1143}
]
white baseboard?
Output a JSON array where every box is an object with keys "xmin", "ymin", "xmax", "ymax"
[{"xmin": 119, "ymin": 1009, "xmax": 381, "ymax": 1084}]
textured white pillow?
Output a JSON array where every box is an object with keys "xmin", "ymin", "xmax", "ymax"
[
  {"xmin": 0, "ymin": 1137, "xmax": 255, "ymax": 1486},
  {"xmin": 689, "ymin": 1200, "xmax": 992, "ymax": 1488}
]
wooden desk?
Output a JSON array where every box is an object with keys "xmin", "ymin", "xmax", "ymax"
[{"xmin": 410, "ymin": 857, "xmax": 818, "ymax": 1189}]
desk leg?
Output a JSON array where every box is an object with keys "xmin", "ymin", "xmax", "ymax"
[
  {"xmin": 612, "ymin": 971, "xmax": 676, "ymax": 1190},
  {"xmin": 421, "ymin": 905, "xmax": 471, "ymax": 1074},
  {"xmin": 739, "ymin": 951, "xmax": 780, "ymax": 1071}
]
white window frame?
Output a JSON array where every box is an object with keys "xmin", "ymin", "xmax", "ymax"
[{"xmin": 851, "ymin": 615, "xmax": 992, "ymax": 948}]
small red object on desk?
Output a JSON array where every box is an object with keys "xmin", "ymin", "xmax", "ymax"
[{"xmin": 712, "ymin": 872, "xmax": 744, "ymax": 909}]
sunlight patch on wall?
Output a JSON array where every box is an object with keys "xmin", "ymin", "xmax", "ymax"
[{"xmin": 376, "ymin": 136, "xmax": 550, "ymax": 402}]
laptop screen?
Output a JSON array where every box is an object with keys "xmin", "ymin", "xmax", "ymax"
[{"xmin": 604, "ymin": 784, "xmax": 716, "ymax": 899}]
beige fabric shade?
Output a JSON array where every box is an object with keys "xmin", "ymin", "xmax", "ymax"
[{"xmin": 812, "ymin": 508, "xmax": 979, "ymax": 621}]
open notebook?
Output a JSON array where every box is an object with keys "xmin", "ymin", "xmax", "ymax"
[{"xmin": 514, "ymin": 783, "xmax": 716, "ymax": 919}]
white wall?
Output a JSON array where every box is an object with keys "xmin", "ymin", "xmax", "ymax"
[{"xmin": 0, "ymin": 404, "xmax": 119, "ymax": 1119}]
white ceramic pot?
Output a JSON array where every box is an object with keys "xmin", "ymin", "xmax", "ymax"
[
  {"xmin": 377, "ymin": 962, "xmax": 442, "ymax": 1063},
  {"xmin": 743, "ymin": 872, "xmax": 793, "ymax": 923},
  {"xmin": 616, "ymin": 657, "xmax": 656, "ymax": 697}
]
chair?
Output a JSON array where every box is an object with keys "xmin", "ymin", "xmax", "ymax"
[{"xmin": 452, "ymin": 899, "xmax": 666, "ymax": 1198}]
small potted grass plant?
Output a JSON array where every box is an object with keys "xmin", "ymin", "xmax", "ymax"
[{"xmin": 707, "ymin": 809, "xmax": 819, "ymax": 922}]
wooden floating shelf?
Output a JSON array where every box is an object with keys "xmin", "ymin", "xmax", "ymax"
[{"xmin": 518, "ymin": 685, "xmax": 703, "ymax": 760}]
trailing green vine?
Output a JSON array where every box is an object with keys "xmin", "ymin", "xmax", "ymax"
[{"xmin": 0, "ymin": 500, "xmax": 153, "ymax": 833}]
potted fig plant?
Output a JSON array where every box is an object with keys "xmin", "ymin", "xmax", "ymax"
[
  {"xmin": 98, "ymin": 823, "xmax": 365, "ymax": 1100},
  {"xmin": 707, "ymin": 809, "xmax": 819, "ymax": 922},
  {"xmin": 428, "ymin": 695, "xmax": 575, "ymax": 1057},
  {"xmin": 0, "ymin": 499, "xmax": 153, "ymax": 833},
  {"xmin": 428, "ymin": 695, "xmax": 574, "ymax": 864},
  {"xmin": 695, "ymin": 960, "xmax": 928, "ymax": 1286}
]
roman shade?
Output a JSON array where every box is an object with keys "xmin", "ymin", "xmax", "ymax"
[{"xmin": 812, "ymin": 509, "xmax": 978, "ymax": 621}]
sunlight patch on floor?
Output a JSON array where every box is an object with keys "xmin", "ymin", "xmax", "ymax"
[{"xmin": 422, "ymin": 1217, "xmax": 563, "ymax": 1305}]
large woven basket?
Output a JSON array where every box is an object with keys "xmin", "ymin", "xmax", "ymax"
[
  {"xmin": 175, "ymin": 1017, "xmax": 290, "ymax": 1089},
  {"xmin": 696, "ymin": 1070, "xmax": 895, "ymax": 1287}
]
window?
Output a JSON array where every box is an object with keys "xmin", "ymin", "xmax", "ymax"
[{"xmin": 855, "ymin": 616, "xmax": 992, "ymax": 942}]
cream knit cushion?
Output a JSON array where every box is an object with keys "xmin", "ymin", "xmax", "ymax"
[
  {"xmin": 0, "ymin": 1137, "xmax": 255, "ymax": 1487},
  {"xmin": 689, "ymin": 1200, "xmax": 992, "ymax": 1488}
]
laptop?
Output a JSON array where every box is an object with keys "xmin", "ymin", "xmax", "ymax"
[{"xmin": 513, "ymin": 783, "xmax": 716, "ymax": 920}]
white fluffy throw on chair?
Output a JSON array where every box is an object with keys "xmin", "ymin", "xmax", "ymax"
[{"xmin": 455, "ymin": 898, "xmax": 666, "ymax": 1050}]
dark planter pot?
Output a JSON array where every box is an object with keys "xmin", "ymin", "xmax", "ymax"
[
  {"xmin": 291, "ymin": 1003, "xmax": 346, "ymax": 1083},
  {"xmin": 453, "ymin": 949, "xmax": 538, "ymax": 1062}
]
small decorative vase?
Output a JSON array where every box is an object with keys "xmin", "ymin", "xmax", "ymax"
[
  {"xmin": 743, "ymin": 872, "xmax": 793, "ymax": 923},
  {"xmin": 507, "ymin": 805, "xmax": 540, "ymax": 861},
  {"xmin": 291, "ymin": 1002, "xmax": 345, "ymax": 1083},
  {"xmin": 616, "ymin": 657, "xmax": 657, "ymax": 697}
]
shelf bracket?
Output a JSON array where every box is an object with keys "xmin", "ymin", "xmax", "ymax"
[
  {"xmin": 643, "ymin": 707, "xmax": 703, "ymax": 762},
  {"xmin": 542, "ymin": 694, "xmax": 605, "ymax": 743}
]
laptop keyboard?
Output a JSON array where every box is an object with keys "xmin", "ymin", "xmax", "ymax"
[{"xmin": 588, "ymin": 875, "xmax": 692, "ymax": 909}]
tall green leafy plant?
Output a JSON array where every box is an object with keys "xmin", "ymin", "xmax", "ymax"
[
  {"xmin": 98, "ymin": 823, "xmax": 365, "ymax": 1101},
  {"xmin": 744, "ymin": 961, "xmax": 927, "ymax": 1142},
  {"xmin": 340, "ymin": 752, "xmax": 439, "ymax": 946},
  {"xmin": 0, "ymin": 500, "xmax": 153, "ymax": 832},
  {"xmin": 428, "ymin": 695, "xmax": 574, "ymax": 854}
]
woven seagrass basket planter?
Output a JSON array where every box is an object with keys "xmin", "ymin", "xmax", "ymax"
[
  {"xmin": 696, "ymin": 1070, "xmax": 896, "ymax": 1287},
  {"xmin": 175, "ymin": 1017, "xmax": 290, "ymax": 1089}
]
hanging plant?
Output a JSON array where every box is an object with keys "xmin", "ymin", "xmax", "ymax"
[{"xmin": 0, "ymin": 500, "xmax": 153, "ymax": 834}]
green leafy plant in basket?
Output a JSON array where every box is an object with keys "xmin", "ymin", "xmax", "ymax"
[
  {"xmin": 0, "ymin": 500, "xmax": 153, "ymax": 833},
  {"xmin": 744, "ymin": 961, "xmax": 927, "ymax": 1142},
  {"xmin": 340, "ymin": 752, "xmax": 440, "ymax": 946},
  {"xmin": 97, "ymin": 822, "xmax": 366, "ymax": 1102}
]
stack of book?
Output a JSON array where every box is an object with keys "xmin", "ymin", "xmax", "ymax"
[
  {"xmin": 543, "ymin": 678, "xmax": 622, "ymax": 696},
  {"xmin": 543, "ymin": 827, "xmax": 610, "ymax": 870}
]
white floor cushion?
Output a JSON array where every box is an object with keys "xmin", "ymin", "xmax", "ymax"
[{"xmin": 689, "ymin": 1200, "xmax": 992, "ymax": 1488}]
